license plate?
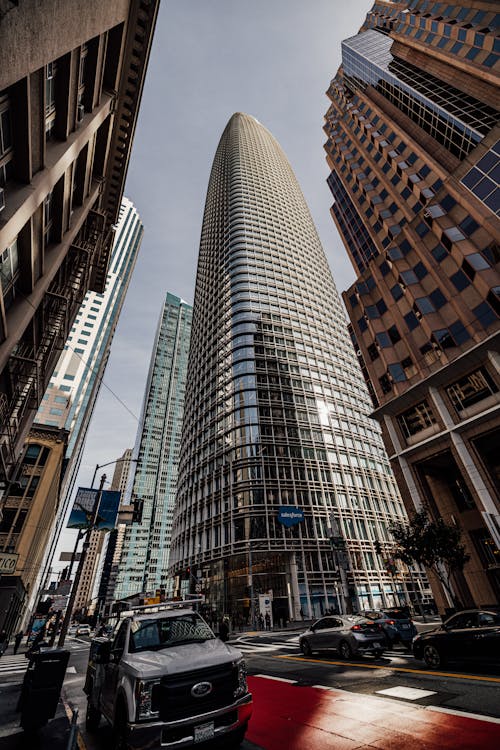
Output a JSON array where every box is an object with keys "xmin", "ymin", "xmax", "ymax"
[
  {"xmin": 401, "ymin": 624, "xmax": 410, "ymax": 629},
  {"xmin": 372, "ymin": 642, "xmax": 381, "ymax": 649},
  {"xmin": 194, "ymin": 722, "xmax": 215, "ymax": 743}
]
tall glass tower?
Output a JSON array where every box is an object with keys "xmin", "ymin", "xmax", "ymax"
[
  {"xmin": 169, "ymin": 113, "xmax": 428, "ymax": 622},
  {"xmin": 115, "ymin": 293, "xmax": 192, "ymax": 600}
]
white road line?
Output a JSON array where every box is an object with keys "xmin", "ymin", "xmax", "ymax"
[
  {"xmin": 254, "ymin": 674, "xmax": 297, "ymax": 683},
  {"xmin": 426, "ymin": 705, "xmax": 500, "ymax": 725}
]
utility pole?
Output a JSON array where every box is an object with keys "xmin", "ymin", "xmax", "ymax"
[
  {"xmin": 328, "ymin": 513, "xmax": 352, "ymax": 615},
  {"xmin": 58, "ymin": 473, "xmax": 106, "ymax": 647}
]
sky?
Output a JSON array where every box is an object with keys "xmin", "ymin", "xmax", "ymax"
[{"xmin": 56, "ymin": 0, "xmax": 372, "ymax": 560}]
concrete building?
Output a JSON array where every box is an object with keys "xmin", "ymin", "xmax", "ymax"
[
  {"xmin": 0, "ymin": 0, "xmax": 159, "ymax": 494},
  {"xmin": 0, "ymin": 425, "xmax": 68, "ymax": 633},
  {"xmin": 168, "ymin": 113, "xmax": 429, "ymax": 623},
  {"xmin": 115, "ymin": 294, "xmax": 192, "ymax": 600},
  {"xmin": 324, "ymin": 1, "xmax": 500, "ymax": 609}
]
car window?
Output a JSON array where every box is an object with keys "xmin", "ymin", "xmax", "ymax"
[
  {"xmin": 129, "ymin": 614, "xmax": 214, "ymax": 653},
  {"xmin": 382, "ymin": 610, "xmax": 408, "ymax": 620},
  {"xmin": 446, "ymin": 612, "xmax": 478, "ymax": 630},
  {"xmin": 314, "ymin": 617, "xmax": 336, "ymax": 630},
  {"xmin": 112, "ymin": 621, "xmax": 128, "ymax": 655},
  {"xmin": 479, "ymin": 612, "xmax": 500, "ymax": 626},
  {"xmin": 364, "ymin": 611, "xmax": 381, "ymax": 620}
]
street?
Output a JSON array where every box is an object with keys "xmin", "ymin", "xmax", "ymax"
[{"xmin": 3, "ymin": 628, "xmax": 493, "ymax": 749}]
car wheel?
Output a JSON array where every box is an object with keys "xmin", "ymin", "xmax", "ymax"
[
  {"xmin": 339, "ymin": 640, "xmax": 352, "ymax": 660},
  {"xmin": 301, "ymin": 639, "xmax": 312, "ymax": 656},
  {"xmin": 423, "ymin": 644, "xmax": 444, "ymax": 669},
  {"xmin": 86, "ymin": 701, "xmax": 101, "ymax": 731}
]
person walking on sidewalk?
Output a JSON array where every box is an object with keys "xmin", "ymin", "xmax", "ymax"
[
  {"xmin": 0, "ymin": 630, "xmax": 8, "ymax": 657},
  {"xmin": 265, "ymin": 612, "xmax": 271, "ymax": 631},
  {"xmin": 13, "ymin": 631, "xmax": 23, "ymax": 654}
]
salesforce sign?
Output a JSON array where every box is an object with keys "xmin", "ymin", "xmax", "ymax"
[{"xmin": 277, "ymin": 506, "xmax": 304, "ymax": 528}]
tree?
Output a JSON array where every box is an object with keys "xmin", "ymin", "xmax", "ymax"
[{"xmin": 388, "ymin": 510, "xmax": 470, "ymax": 608}]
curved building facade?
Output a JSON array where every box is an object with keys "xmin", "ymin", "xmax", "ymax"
[{"xmin": 169, "ymin": 113, "xmax": 428, "ymax": 622}]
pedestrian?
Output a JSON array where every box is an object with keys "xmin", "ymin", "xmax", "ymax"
[
  {"xmin": 265, "ymin": 612, "xmax": 271, "ymax": 631},
  {"xmin": 258, "ymin": 613, "xmax": 264, "ymax": 630},
  {"xmin": 300, "ymin": 607, "xmax": 304, "ymax": 621},
  {"xmin": 218, "ymin": 618, "xmax": 229, "ymax": 642},
  {"xmin": 0, "ymin": 630, "xmax": 8, "ymax": 657},
  {"xmin": 13, "ymin": 631, "xmax": 23, "ymax": 654}
]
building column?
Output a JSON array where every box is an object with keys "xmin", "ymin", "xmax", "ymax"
[{"xmin": 383, "ymin": 415, "xmax": 424, "ymax": 511}]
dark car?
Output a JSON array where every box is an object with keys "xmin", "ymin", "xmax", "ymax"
[
  {"xmin": 360, "ymin": 608, "xmax": 417, "ymax": 649},
  {"xmin": 413, "ymin": 609, "xmax": 500, "ymax": 669},
  {"xmin": 299, "ymin": 615, "xmax": 386, "ymax": 659}
]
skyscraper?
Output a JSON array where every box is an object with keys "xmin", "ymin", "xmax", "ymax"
[
  {"xmin": 169, "ymin": 113, "xmax": 428, "ymax": 622},
  {"xmin": 324, "ymin": 2, "xmax": 500, "ymax": 608},
  {"xmin": 115, "ymin": 293, "xmax": 192, "ymax": 601},
  {"xmin": 34, "ymin": 198, "xmax": 143, "ymax": 605}
]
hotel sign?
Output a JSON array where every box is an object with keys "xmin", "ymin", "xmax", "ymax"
[{"xmin": 0, "ymin": 552, "xmax": 18, "ymax": 575}]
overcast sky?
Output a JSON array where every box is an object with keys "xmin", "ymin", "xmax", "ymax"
[{"xmin": 57, "ymin": 1, "xmax": 371, "ymax": 559}]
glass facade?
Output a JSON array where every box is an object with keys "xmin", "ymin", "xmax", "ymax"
[
  {"xmin": 115, "ymin": 293, "xmax": 192, "ymax": 600},
  {"xmin": 169, "ymin": 113, "xmax": 423, "ymax": 622}
]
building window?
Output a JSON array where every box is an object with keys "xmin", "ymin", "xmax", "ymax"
[
  {"xmin": 43, "ymin": 191, "xmax": 54, "ymax": 247},
  {"xmin": 446, "ymin": 367, "xmax": 498, "ymax": 414},
  {"xmin": 0, "ymin": 94, "xmax": 14, "ymax": 188},
  {"xmin": 397, "ymin": 400, "xmax": 437, "ymax": 439},
  {"xmin": 45, "ymin": 61, "xmax": 57, "ymax": 139},
  {"xmin": 0, "ymin": 238, "xmax": 19, "ymax": 310}
]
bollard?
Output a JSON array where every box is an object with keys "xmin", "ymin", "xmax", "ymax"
[{"xmin": 66, "ymin": 706, "xmax": 79, "ymax": 750}]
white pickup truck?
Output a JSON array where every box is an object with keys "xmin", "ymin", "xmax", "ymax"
[{"xmin": 84, "ymin": 603, "xmax": 252, "ymax": 749}]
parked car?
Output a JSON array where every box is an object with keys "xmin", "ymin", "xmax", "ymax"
[
  {"xmin": 299, "ymin": 615, "xmax": 386, "ymax": 659},
  {"xmin": 68, "ymin": 624, "xmax": 79, "ymax": 636},
  {"xmin": 360, "ymin": 609, "xmax": 417, "ymax": 649},
  {"xmin": 413, "ymin": 609, "xmax": 500, "ymax": 669},
  {"xmin": 76, "ymin": 624, "xmax": 92, "ymax": 637}
]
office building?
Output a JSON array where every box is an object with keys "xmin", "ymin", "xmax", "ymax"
[
  {"xmin": 168, "ymin": 113, "xmax": 428, "ymax": 622},
  {"xmin": 0, "ymin": 0, "xmax": 159, "ymax": 494},
  {"xmin": 34, "ymin": 198, "xmax": 143, "ymax": 600},
  {"xmin": 115, "ymin": 294, "xmax": 192, "ymax": 600},
  {"xmin": 324, "ymin": 1, "xmax": 500, "ymax": 608},
  {"xmin": 0, "ymin": 425, "xmax": 68, "ymax": 633}
]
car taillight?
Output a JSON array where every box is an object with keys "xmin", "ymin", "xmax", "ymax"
[
  {"xmin": 387, "ymin": 620, "xmax": 395, "ymax": 625},
  {"xmin": 351, "ymin": 624, "xmax": 362, "ymax": 631}
]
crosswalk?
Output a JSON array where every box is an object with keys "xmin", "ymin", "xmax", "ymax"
[
  {"xmin": 0, "ymin": 653, "xmax": 28, "ymax": 678},
  {"xmin": 233, "ymin": 636, "xmax": 301, "ymax": 654}
]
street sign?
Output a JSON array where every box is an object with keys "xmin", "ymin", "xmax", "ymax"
[
  {"xmin": 277, "ymin": 506, "xmax": 304, "ymax": 527},
  {"xmin": 67, "ymin": 487, "xmax": 121, "ymax": 530},
  {"xmin": 0, "ymin": 552, "xmax": 18, "ymax": 574}
]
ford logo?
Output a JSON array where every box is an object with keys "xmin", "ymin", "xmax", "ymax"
[{"xmin": 191, "ymin": 681, "xmax": 212, "ymax": 698}]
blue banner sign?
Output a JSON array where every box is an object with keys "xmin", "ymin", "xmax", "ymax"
[
  {"xmin": 277, "ymin": 506, "xmax": 304, "ymax": 528},
  {"xmin": 67, "ymin": 487, "xmax": 121, "ymax": 531}
]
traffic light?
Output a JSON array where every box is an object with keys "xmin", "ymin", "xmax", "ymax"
[{"xmin": 186, "ymin": 566, "xmax": 191, "ymax": 579}]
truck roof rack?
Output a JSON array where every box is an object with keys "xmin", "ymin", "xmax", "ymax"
[{"xmin": 118, "ymin": 595, "xmax": 205, "ymax": 618}]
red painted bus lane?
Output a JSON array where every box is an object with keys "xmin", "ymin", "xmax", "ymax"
[{"xmin": 246, "ymin": 676, "xmax": 500, "ymax": 750}]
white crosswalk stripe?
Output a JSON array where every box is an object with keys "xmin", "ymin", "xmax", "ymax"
[
  {"xmin": 0, "ymin": 654, "xmax": 28, "ymax": 676},
  {"xmin": 233, "ymin": 639, "xmax": 301, "ymax": 654}
]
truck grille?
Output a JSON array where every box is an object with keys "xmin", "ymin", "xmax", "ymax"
[{"xmin": 156, "ymin": 664, "xmax": 238, "ymax": 721}]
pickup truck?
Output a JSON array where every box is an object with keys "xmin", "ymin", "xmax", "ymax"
[{"xmin": 84, "ymin": 604, "xmax": 252, "ymax": 749}]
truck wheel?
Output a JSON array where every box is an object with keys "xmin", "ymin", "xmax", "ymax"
[
  {"xmin": 86, "ymin": 702, "xmax": 101, "ymax": 731},
  {"xmin": 224, "ymin": 723, "xmax": 248, "ymax": 748},
  {"xmin": 112, "ymin": 705, "xmax": 129, "ymax": 750}
]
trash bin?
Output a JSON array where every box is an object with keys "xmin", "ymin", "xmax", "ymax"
[{"xmin": 17, "ymin": 647, "xmax": 70, "ymax": 731}]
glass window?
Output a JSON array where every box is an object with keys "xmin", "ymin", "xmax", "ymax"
[
  {"xmin": 450, "ymin": 270, "xmax": 471, "ymax": 291},
  {"xmin": 447, "ymin": 367, "xmax": 498, "ymax": 413},
  {"xmin": 397, "ymin": 400, "xmax": 436, "ymax": 438}
]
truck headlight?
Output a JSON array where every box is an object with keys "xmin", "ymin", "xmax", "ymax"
[
  {"xmin": 233, "ymin": 658, "xmax": 248, "ymax": 698},
  {"xmin": 135, "ymin": 679, "xmax": 160, "ymax": 720}
]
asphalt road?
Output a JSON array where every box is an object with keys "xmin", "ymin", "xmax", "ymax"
[{"xmin": 56, "ymin": 628, "xmax": 500, "ymax": 750}]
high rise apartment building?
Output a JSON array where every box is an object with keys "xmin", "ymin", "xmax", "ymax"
[
  {"xmin": 34, "ymin": 198, "xmax": 143, "ymax": 597},
  {"xmin": 169, "ymin": 113, "xmax": 428, "ymax": 622},
  {"xmin": 0, "ymin": 0, "xmax": 158, "ymax": 494},
  {"xmin": 324, "ymin": 1, "xmax": 500, "ymax": 608},
  {"xmin": 115, "ymin": 294, "xmax": 192, "ymax": 600}
]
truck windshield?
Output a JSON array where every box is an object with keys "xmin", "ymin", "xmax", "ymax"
[{"xmin": 129, "ymin": 614, "xmax": 215, "ymax": 653}]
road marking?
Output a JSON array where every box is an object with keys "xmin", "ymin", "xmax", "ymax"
[
  {"xmin": 254, "ymin": 674, "xmax": 297, "ymax": 683},
  {"xmin": 67, "ymin": 666, "xmax": 77, "ymax": 674},
  {"xmin": 376, "ymin": 686, "xmax": 436, "ymax": 700},
  {"xmin": 274, "ymin": 654, "xmax": 500, "ymax": 684},
  {"xmin": 426, "ymin": 706, "xmax": 500, "ymax": 725}
]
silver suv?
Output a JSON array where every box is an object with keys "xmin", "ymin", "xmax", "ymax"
[{"xmin": 84, "ymin": 602, "xmax": 252, "ymax": 749}]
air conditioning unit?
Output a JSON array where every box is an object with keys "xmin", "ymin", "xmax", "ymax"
[
  {"xmin": 0, "ymin": 187, "xmax": 4, "ymax": 213},
  {"xmin": 77, "ymin": 103, "xmax": 85, "ymax": 123}
]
